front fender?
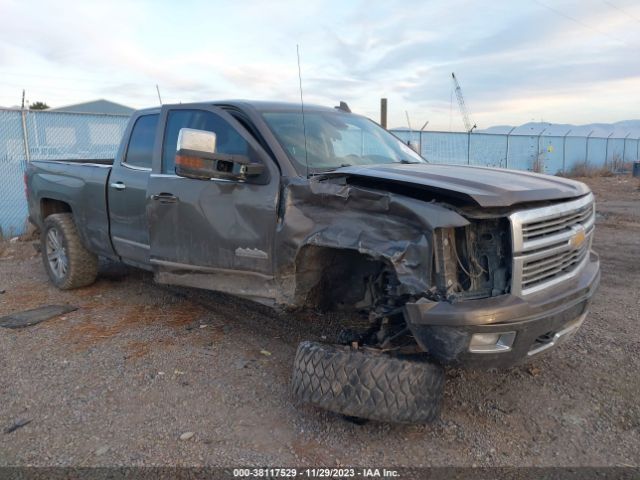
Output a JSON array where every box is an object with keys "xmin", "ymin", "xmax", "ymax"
[{"xmin": 275, "ymin": 177, "xmax": 469, "ymax": 301}]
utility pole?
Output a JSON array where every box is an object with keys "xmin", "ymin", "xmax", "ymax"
[
  {"xmin": 156, "ymin": 84, "xmax": 163, "ymax": 105},
  {"xmin": 380, "ymin": 98, "xmax": 387, "ymax": 129}
]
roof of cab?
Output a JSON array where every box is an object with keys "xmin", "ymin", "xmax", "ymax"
[
  {"xmin": 133, "ymin": 106, "xmax": 161, "ymax": 116},
  {"xmin": 133, "ymin": 100, "xmax": 348, "ymax": 115},
  {"xmin": 214, "ymin": 100, "xmax": 346, "ymax": 113}
]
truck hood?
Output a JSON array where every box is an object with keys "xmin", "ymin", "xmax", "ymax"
[{"xmin": 322, "ymin": 163, "xmax": 590, "ymax": 207}]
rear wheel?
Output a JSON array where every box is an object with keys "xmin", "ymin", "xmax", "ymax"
[
  {"xmin": 292, "ymin": 341, "xmax": 445, "ymax": 424},
  {"xmin": 41, "ymin": 213, "xmax": 98, "ymax": 289}
]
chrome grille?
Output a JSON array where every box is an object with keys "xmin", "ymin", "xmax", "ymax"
[
  {"xmin": 510, "ymin": 193, "xmax": 595, "ymax": 296},
  {"xmin": 522, "ymin": 202, "xmax": 593, "ymax": 242}
]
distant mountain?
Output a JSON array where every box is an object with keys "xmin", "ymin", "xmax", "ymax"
[{"xmin": 478, "ymin": 120, "xmax": 640, "ymax": 138}]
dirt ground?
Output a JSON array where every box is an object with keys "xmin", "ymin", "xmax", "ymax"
[{"xmin": 0, "ymin": 175, "xmax": 638, "ymax": 468}]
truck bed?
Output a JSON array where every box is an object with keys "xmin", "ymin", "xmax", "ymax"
[
  {"xmin": 26, "ymin": 159, "xmax": 116, "ymax": 258},
  {"xmin": 32, "ymin": 158, "xmax": 114, "ymax": 165}
]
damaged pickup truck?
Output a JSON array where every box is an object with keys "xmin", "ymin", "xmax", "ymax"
[{"xmin": 25, "ymin": 101, "xmax": 600, "ymax": 423}]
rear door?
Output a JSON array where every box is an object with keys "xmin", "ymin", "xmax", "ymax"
[
  {"xmin": 147, "ymin": 105, "xmax": 280, "ymax": 299},
  {"xmin": 108, "ymin": 113, "xmax": 159, "ymax": 266}
]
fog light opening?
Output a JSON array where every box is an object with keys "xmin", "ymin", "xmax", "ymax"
[{"xmin": 469, "ymin": 331, "xmax": 516, "ymax": 353}]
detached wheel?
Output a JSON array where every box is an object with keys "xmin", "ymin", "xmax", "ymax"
[
  {"xmin": 42, "ymin": 213, "xmax": 98, "ymax": 290},
  {"xmin": 292, "ymin": 341, "xmax": 445, "ymax": 424}
]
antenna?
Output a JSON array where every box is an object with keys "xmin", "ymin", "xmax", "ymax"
[
  {"xmin": 296, "ymin": 44, "xmax": 309, "ymax": 178},
  {"xmin": 156, "ymin": 84, "xmax": 163, "ymax": 105}
]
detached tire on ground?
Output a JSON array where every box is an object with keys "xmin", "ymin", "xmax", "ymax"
[
  {"xmin": 292, "ymin": 341, "xmax": 445, "ymax": 424},
  {"xmin": 41, "ymin": 213, "xmax": 98, "ymax": 290}
]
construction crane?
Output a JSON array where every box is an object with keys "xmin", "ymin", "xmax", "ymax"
[{"xmin": 451, "ymin": 72, "xmax": 476, "ymax": 133}]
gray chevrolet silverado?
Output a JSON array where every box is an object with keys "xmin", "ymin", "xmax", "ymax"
[{"xmin": 26, "ymin": 101, "xmax": 600, "ymax": 423}]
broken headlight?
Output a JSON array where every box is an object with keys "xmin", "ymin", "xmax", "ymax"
[{"xmin": 432, "ymin": 219, "xmax": 511, "ymax": 300}]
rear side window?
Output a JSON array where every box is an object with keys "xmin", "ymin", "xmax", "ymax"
[
  {"xmin": 162, "ymin": 109, "xmax": 249, "ymax": 174},
  {"xmin": 124, "ymin": 114, "xmax": 159, "ymax": 169}
]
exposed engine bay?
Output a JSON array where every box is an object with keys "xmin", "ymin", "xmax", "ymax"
[
  {"xmin": 432, "ymin": 217, "xmax": 512, "ymax": 301},
  {"xmin": 314, "ymin": 202, "xmax": 514, "ymax": 354}
]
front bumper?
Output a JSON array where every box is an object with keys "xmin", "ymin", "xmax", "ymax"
[{"xmin": 404, "ymin": 251, "xmax": 600, "ymax": 368}]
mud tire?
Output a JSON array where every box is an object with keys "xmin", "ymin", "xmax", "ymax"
[{"xmin": 292, "ymin": 341, "xmax": 445, "ymax": 424}]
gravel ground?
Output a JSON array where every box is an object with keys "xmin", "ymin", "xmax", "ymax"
[{"xmin": 0, "ymin": 175, "xmax": 638, "ymax": 467}]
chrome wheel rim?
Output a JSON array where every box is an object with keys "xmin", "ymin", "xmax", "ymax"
[{"xmin": 46, "ymin": 227, "xmax": 68, "ymax": 280}]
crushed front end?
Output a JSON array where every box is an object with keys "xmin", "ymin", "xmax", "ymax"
[{"xmin": 405, "ymin": 193, "xmax": 600, "ymax": 368}]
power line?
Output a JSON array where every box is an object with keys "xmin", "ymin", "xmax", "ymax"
[
  {"xmin": 532, "ymin": 0, "xmax": 630, "ymax": 46},
  {"xmin": 601, "ymin": 0, "xmax": 640, "ymax": 23}
]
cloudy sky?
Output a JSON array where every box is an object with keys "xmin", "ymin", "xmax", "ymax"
[{"xmin": 1, "ymin": 0, "xmax": 639, "ymax": 129}]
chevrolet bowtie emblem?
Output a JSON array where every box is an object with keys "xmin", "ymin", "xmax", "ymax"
[{"xmin": 568, "ymin": 225, "xmax": 586, "ymax": 250}]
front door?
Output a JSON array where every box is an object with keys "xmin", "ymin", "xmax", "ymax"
[
  {"xmin": 108, "ymin": 113, "xmax": 159, "ymax": 266},
  {"xmin": 147, "ymin": 106, "xmax": 280, "ymax": 301}
]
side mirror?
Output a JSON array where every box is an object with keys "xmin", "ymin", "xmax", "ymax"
[
  {"xmin": 175, "ymin": 128, "xmax": 264, "ymax": 180},
  {"xmin": 407, "ymin": 140, "xmax": 420, "ymax": 154}
]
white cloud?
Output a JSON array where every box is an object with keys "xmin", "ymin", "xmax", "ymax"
[{"xmin": 0, "ymin": 0, "xmax": 638, "ymax": 128}]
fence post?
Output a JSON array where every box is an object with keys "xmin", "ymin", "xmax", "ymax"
[
  {"xmin": 621, "ymin": 133, "xmax": 630, "ymax": 166},
  {"xmin": 562, "ymin": 129, "xmax": 572, "ymax": 174},
  {"xmin": 537, "ymin": 127, "xmax": 547, "ymax": 172},
  {"xmin": 637, "ymin": 136, "xmax": 640, "ymax": 161},
  {"xmin": 467, "ymin": 131, "xmax": 471, "ymax": 165},
  {"xmin": 505, "ymin": 127, "xmax": 515, "ymax": 168},
  {"xmin": 604, "ymin": 132, "xmax": 613, "ymax": 168},
  {"xmin": 418, "ymin": 121, "xmax": 429, "ymax": 157},
  {"xmin": 20, "ymin": 108, "xmax": 31, "ymax": 162},
  {"xmin": 585, "ymin": 130, "xmax": 594, "ymax": 165}
]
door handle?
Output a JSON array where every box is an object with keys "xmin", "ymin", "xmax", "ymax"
[
  {"xmin": 151, "ymin": 193, "xmax": 178, "ymax": 204},
  {"xmin": 110, "ymin": 182, "xmax": 126, "ymax": 191}
]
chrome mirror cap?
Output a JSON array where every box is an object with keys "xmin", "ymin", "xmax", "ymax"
[{"xmin": 177, "ymin": 128, "xmax": 216, "ymax": 154}]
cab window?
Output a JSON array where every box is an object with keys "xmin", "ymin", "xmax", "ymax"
[{"xmin": 124, "ymin": 114, "xmax": 158, "ymax": 169}]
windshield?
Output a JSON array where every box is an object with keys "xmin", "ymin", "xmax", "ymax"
[{"xmin": 261, "ymin": 110, "xmax": 425, "ymax": 173}]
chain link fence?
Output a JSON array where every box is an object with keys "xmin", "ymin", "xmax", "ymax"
[
  {"xmin": 393, "ymin": 129, "xmax": 640, "ymax": 173},
  {"xmin": 3, "ymin": 110, "xmax": 639, "ymax": 237},
  {"xmin": 0, "ymin": 109, "xmax": 129, "ymax": 237}
]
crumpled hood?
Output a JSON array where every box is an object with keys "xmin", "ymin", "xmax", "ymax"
[{"xmin": 322, "ymin": 163, "xmax": 590, "ymax": 207}]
